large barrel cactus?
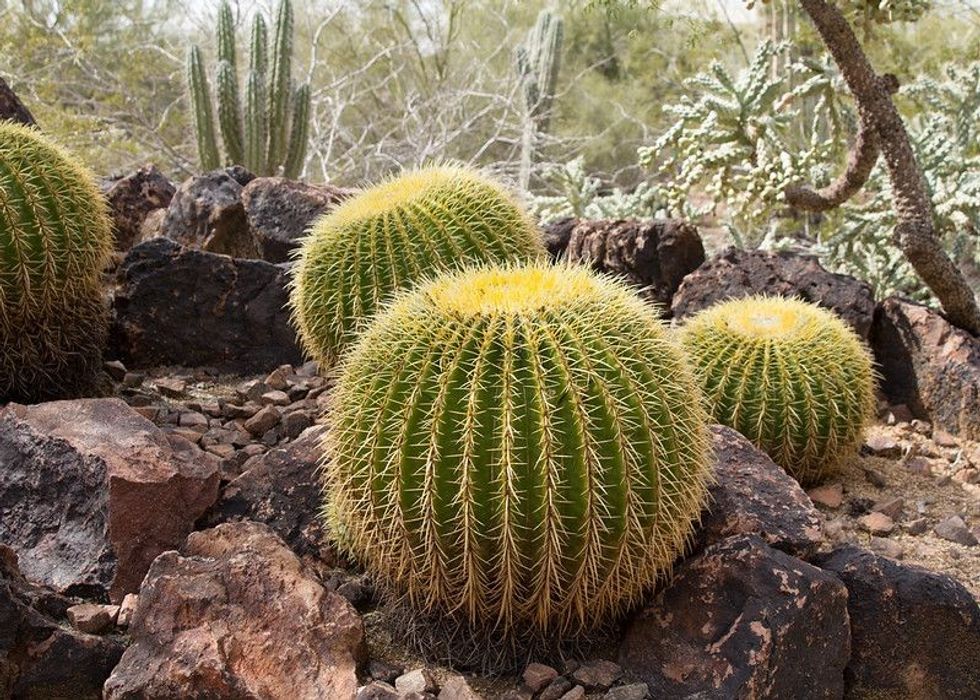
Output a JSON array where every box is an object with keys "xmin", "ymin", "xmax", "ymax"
[
  {"xmin": 290, "ymin": 165, "xmax": 544, "ymax": 367},
  {"xmin": 325, "ymin": 262, "xmax": 712, "ymax": 636},
  {"xmin": 679, "ymin": 295, "xmax": 875, "ymax": 484},
  {"xmin": 0, "ymin": 122, "xmax": 113, "ymax": 402}
]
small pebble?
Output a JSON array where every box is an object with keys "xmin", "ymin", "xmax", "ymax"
[
  {"xmin": 858, "ymin": 512, "xmax": 895, "ymax": 536},
  {"xmin": 934, "ymin": 516, "xmax": 978, "ymax": 546},
  {"xmin": 522, "ymin": 663, "xmax": 558, "ymax": 693},
  {"xmin": 807, "ymin": 483, "xmax": 843, "ymax": 509},
  {"xmin": 67, "ymin": 603, "xmax": 113, "ymax": 634}
]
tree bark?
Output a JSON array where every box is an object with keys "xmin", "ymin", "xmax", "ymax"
[
  {"xmin": 0, "ymin": 76, "xmax": 37, "ymax": 127},
  {"xmin": 793, "ymin": 0, "xmax": 980, "ymax": 335}
]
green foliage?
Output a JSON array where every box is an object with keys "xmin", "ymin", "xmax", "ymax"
[
  {"xmin": 325, "ymin": 261, "xmax": 712, "ymax": 636},
  {"xmin": 290, "ymin": 165, "xmax": 545, "ymax": 367},
  {"xmin": 187, "ymin": 0, "xmax": 310, "ymax": 177},
  {"xmin": 530, "ymin": 156, "xmax": 662, "ymax": 223},
  {"xmin": 680, "ymin": 295, "xmax": 875, "ymax": 484},
  {"xmin": 0, "ymin": 122, "xmax": 113, "ymax": 402}
]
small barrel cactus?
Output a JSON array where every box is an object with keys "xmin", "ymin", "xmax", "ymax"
[
  {"xmin": 0, "ymin": 122, "xmax": 113, "ymax": 402},
  {"xmin": 325, "ymin": 262, "xmax": 712, "ymax": 636},
  {"xmin": 290, "ymin": 165, "xmax": 544, "ymax": 367},
  {"xmin": 679, "ymin": 295, "xmax": 875, "ymax": 484}
]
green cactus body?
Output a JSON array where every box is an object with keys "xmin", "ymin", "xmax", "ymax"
[
  {"xmin": 217, "ymin": 60, "xmax": 245, "ymax": 166},
  {"xmin": 283, "ymin": 83, "xmax": 310, "ymax": 178},
  {"xmin": 326, "ymin": 262, "xmax": 712, "ymax": 636},
  {"xmin": 266, "ymin": 0, "xmax": 293, "ymax": 169},
  {"xmin": 679, "ymin": 295, "xmax": 875, "ymax": 484},
  {"xmin": 187, "ymin": 45, "xmax": 220, "ymax": 171},
  {"xmin": 0, "ymin": 122, "xmax": 113, "ymax": 402},
  {"xmin": 290, "ymin": 165, "xmax": 545, "ymax": 367}
]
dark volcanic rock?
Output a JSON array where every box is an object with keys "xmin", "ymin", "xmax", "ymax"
[
  {"xmin": 1, "ymin": 545, "xmax": 125, "ymax": 699},
  {"xmin": 871, "ymin": 296, "xmax": 980, "ymax": 441},
  {"xmin": 111, "ymin": 237, "xmax": 303, "ymax": 372},
  {"xmin": 541, "ymin": 217, "xmax": 578, "ymax": 259},
  {"xmin": 242, "ymin": 177, "xmax": 354, "ymax": 263},
  {"xmin": 103, "ymin": 521, "xmax": 364, "ymax": 700},
  {"xmin": 160, "ymin": 167, "xmax": 258, "ymax": 258},
  {"xmin": 563, "ymin": 218, "xmax": 705, "ymax": 312},
  {"xmin": 620, "ymin": 535, "xmax": 850, "ymax": 699},
  {"xmin": 0, "ymin": 399, "xmax": 219, "ymax": 602},
  {"xmin": 0, "ymin": 76, "xmax": 36, "ymax": 126},
  {"xmin": 818, "ymin": 545, "xmax": 980, "ymax": 699},
  {"xmin": 672, "ymin": 248, "xmax": 876, "ymax": 339},
  {"xmin": 100, "ymin": 164, "xmax": 176, "ymax": 250},
  {"xmin": 203, "ymin": 426, "xmax": 332, "ymax": 561},
  {"xmin": 701, "ymin": 425, "xmax": 825, "ymax": 558}
]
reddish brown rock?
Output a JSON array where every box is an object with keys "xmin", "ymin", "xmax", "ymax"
[
  {"xmin": 103, "ymin": 521, "xmax": 364, "ymax": 700},
  {"xmin": 1, "ymin": 546, "xmax": 125, "ymax": 699},
  {"xmin": 241, "ymin": 177, "xmax": 354, "ymax": 263},
  {"xmin": 672, "ymin": 248, "xmax": 876, "ymax": 339},
  {"xmin": 0, "ymin": 399, "xmax": 220, "ymax": 601},
  {"xmin": 100, "ymin": 164, "xmax": 176, "ymax": 250},
  {"xmin": 872, "ymin": 297, "xmax": 980, "ymax": 441},
  {"xmin": 817, "ymin": 545, "xmax": 980, "ymax": 699},
  {"xmin": 807, "ymin": 483, "xmax": 844, "ymax": 509},
  {"xmin": 700, "ymin": 426, "xmax": 825, "ymax": 558},
  {"xmin": 562, "ymin": 218, "xmax": 705, "ymax": 313},
  {"xmin": 620, "ymin": 535, "xmax": 850, "ymax": 699}
]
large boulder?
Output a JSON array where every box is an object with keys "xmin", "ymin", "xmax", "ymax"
[
  {"xmin": 104, "ymin": 521, "xmax": 364, "ymax": 700},
  {"xmin": 110, "ymin": 237, "xmax": 304, "ymax": 373},
  {"xmin": 620, "ymin": 535, "xmax": 850, "ymax": 699},
  {"xmin": 242, "ymin": 177, "xmax": 355, "ymax": 263},
  {"xmin": 871, "ymin": 297, "xmax": 980, "ymax": 441},
  {"xmin": 0, "ymin": 399, "xmax": 220, "ymax": 602},
  {"xmin": 562, "ymin": 218, "xmax": 705, "ymax": 312},
  {"xmin": 100, "ymin": 164, "xmax": 176, "ymax": 250},
  {"xmin": 701, "ymin": 426, "xmax": 825, "ymax": 559},
  {"xmin": 203, "ymin": 426, "xmax": 332, "ymax": 562},
  {"xmin": 671, "ymin": 248, "xmax": 876, "ymax": 339},
  {"xmin": 818, "ymin": 545, "xmax": 980, "ymax": 699},
  {"xmin": 1, "ymin": 545, "xmax": 125, "ymax": 699},
  {"xmin": 160, "ymin": 166, "xmax": 258, "ymax": 258}
]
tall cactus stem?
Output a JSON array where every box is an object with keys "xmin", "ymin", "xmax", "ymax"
[
  {"xmin": 267, "ymin": 0, "xmax": 294, "ymax": 172},
  {"xmin": 187, "ymin": 45, "xmax": 220, "ymax": 171},
  {"xmin": 217, "ymin": 60, "xmax": 245, "ymax": 165},
  {"xmin": 244, "ymin": 67, "xmax": 268, "ymax": 174},
  {"xmin": 284, "ymin": 83, "xmax": 311, "ymax": 178}
]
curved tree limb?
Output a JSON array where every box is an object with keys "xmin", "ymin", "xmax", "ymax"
[{"xmin": 796, "ymin": 0, "xmax": 980, "ymax": 336}]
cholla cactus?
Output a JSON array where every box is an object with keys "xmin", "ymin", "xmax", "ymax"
[
  {"xmin": 0, "ymin": 122, "xmax": 113, "ymax": 402},
  {"xmin": 326, "ymin": 261, "xmax": 712, "ymax": 636},
  {"xmin": 290, "ymin": 165, "xmax": 544, "ymax": 367},
  {"xmin": 679, "ymin": 295, "xmax": 875, "ymax": 484},
  {"xmin": 187, "ymin": 0, "xmax": 310, "ymax": 177}
]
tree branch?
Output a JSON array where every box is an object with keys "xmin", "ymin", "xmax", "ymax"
[{"xmin": 797, "ymin": 0, "xmax": 980, "ymax": 335}]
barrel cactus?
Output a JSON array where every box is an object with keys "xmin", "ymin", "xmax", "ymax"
[
  {"xmin": 679, "ymin": 295, "xmax": 875, "ymax": 484},
  {"xmin": 325, "ymin": 262, "xmax": 712, "ymax": 636},
  {"xmin": 290, "ymin": 165, "xmax": 544, "ymax": 367},
  {"xmin": 0, "ymin": 122, "xmax": 113, "ymax": 402}
]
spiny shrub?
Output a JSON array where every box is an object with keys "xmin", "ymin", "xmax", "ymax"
[
  {"xmin": 679, "ymin": 295, "xmax": 875, "ymax": 484},
  {"xmin": 325, "ymin": 262, "xmax": 712, "ymax": 637},
  {"xmin": 290, "ymin": 165, "xmax": 544, "ymax": 367},
  {"xmin": 0, "ymin": 122, "xmax": 113, "ymax": 402}
]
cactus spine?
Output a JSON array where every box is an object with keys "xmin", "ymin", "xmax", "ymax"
[
  {"xmin": 290, "ymin": 165, "xmax": 544, "ymax": 368},
  {"xmin": 679, "ymin": 295, "xmax": 876, "ymax": 484},
  {"xmin": 516, "ymin": 10, "xmax": 563, "ymax": 190},
  {"xmin": 0, "ymin": 122, "xmax": 113, "ymax": 402},
  {"xmin": 326, "ymin": 262, "xmax": 712, "ymax": 636},
  {"xmin": 187, "ymin": 0, "xmax": 310, "ymax": 177}
]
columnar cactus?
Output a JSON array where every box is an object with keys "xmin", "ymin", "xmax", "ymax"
[
  {"xmin": 290, "ymin": 165, "xmax": 544, "ymax": 367},
  {"xmin": 0, "ymin": 122, "xmax": 113, "ymax": 402},
  {"xmin": 679, "ymin": 295, "xmax": 875, "ymax": 484},
  {"xmin": 325, "ymin": 262, "xmax": 712, "ymax": 636},
  {"xmin": 516, "ymin": 9, "xmax": 564, "ymax": 190},
  {"xmin": 187, "ymin": 0, "xmax": 310, "ymax": 177}
]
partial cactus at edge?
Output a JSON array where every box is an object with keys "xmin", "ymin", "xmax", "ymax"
[
  {"xmin": 325, "ymin": 262, "xmax": 712, "ymax": 636},
  {"xmin": 187, "ymin": 0, "xmax": 310, "ymax": 177},
  {"xmin": 679, "ymin": 295, "xmax": 875, "ymax": 484},
  {"xmin": 290, "ymin": 165, "xmax": 545, "ymax": 367},
  {"xmin": 0, "ymin": 121, "xmax": 113, "ymax": 402}
]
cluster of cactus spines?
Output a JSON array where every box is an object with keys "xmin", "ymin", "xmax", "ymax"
[
  {"xmin": 187, "ymin": 0, "xmax": 309, "ymax": 178},
  {"xmin": 290, "ymin": 165, "xmax": 545, "ymax": 368},
  {"xmin": 325, "ymin": 262, "xmax": 712, "ymax": 636},
  {"xmin": 0, "ymin": 122, "xmax": 113, "ymax": 402},
  {"xmin": 679, "ymin": 295, "xmax": 876, "ymax": 484}
]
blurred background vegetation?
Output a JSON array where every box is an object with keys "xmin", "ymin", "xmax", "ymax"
[{"xmin": 1, "ymin": 0, "xmax": 978, "ymax": 299}]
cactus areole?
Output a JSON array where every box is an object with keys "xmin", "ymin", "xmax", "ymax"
[
  {"xmin": 680, "ymin": 295, "xmax": 876, "ymax": 484},
  {"xmin": 325, "ymin": 262, "xmax": 712, "ymax": 637},
  {"xmin": 290, "ymin": 165, "xmax": 544, "ymax": 368},
  {"xmin": 0, "ymin": 121, "xmax": 113, "ymax": 402}
]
